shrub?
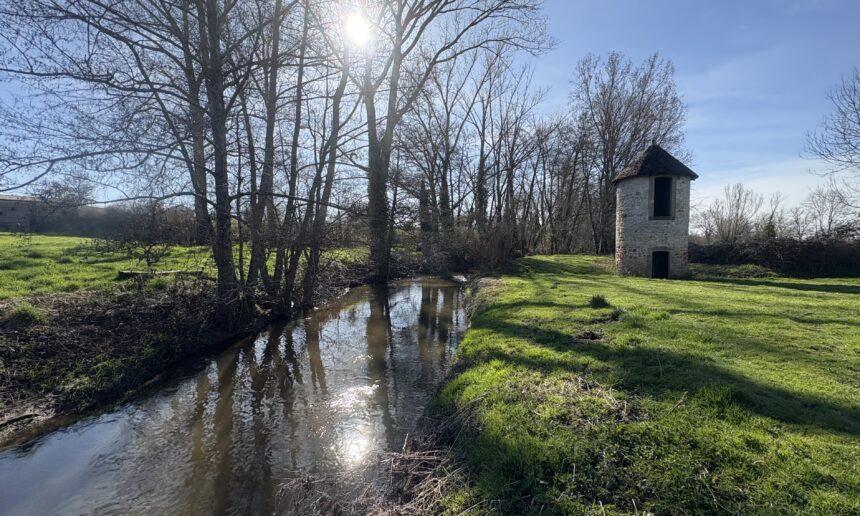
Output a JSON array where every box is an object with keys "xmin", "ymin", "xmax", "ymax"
[
  {"xmin": 589, "ymin": 294, "xmax": 611, "ymax": 309},
  {"xmin": 689, "ymin": 239, "xmax": 860, "ymax": 277},
  {"xmin": 689, "ymin": 263, "xmax": 777, "ymax": 279},
  {"xmin": 418, "ymin": 227, "xmax": 483, "ymax": 275}
]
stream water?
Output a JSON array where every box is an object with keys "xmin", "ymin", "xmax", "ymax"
[{"xmin": 0, "ymin": 278, "xmax": 465, "ymax": 515}]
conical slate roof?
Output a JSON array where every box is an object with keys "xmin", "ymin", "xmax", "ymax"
[{"xmin": 611, "ymin": 144, "xmax": 698, "ymax": 184}]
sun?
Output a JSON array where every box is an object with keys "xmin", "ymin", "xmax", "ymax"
[{"xmin": 344, "ymin": 12, "xmax": 372, "ymax": 48}]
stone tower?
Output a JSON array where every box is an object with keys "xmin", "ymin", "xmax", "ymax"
[{"xmin": 613, "ymin": 144, "xmax": 698, "ymax": 278}]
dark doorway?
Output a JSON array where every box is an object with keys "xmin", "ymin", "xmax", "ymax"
[
  {"xmin": 653, "ymin": 177, "xmax": 673, "ymax": 217},
  {"xmin": 652, "ymin": 251, "xmax": 669, "ymax": 279}
]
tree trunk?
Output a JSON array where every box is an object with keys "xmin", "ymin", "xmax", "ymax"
[
  {"xmin": 181, "ymin": 2, "xmax": 212, "ymax": 245},
  {"xmin": 366, "ymin": 133, "xmax": 391, "ymax": 282},
  {"xmin": 419, "ymin": 179, "xmax": 433, "ymax": 257},
  {"xmin": 475, "ymin": 106, "xmax": 488, "ymax": 237},
  {"xmin": 277, "ymin": 3, "xmax": 310, "ymax": 308},
  {"xmin": 301, "ymin": 60, "xmax": 349, "ymax": 308},
  {"xmin": 247, "ymin": 0, "xmax": 284, "ymax": 291},
  {"xmin": 365, "ymin": 22, "xmax": 404, "ymax": 283},
  {"xmin": 190, "ymin": 102, "xmax": 212, "ymax": 245},
  {"xmin": 197, "ymin": 0, "xmax": 239, "ymax": 327}
]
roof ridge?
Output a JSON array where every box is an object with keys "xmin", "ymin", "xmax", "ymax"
[{"xmin": 611, "ymin": 144, "xmax": 698, "ymax": 184}]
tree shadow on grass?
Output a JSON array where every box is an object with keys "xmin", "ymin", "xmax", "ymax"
[
  {"xmin": 695, "ymin": 277, "xmax": 860, "ymax": 295},
  {"xmin": 469, "ymin": 318, "xmax": 860, "ymax": 436},
  {"xmin": 485, "ymin": 300, "xmax": 591, "ymax": 312},
  {"xmin": 557, "ymin": 278, "xmax": 859, "ymax": 331},
  {"xmin": 516, "ymin": 256, "xmax": 611, "ymax": 277},
  {"xmin": 660, "ymin": 308, "xmax": 860, "ymax": 328},
  {"xmin": 517, "ymin": 256, "xmax": 860, "ymax": 296}
]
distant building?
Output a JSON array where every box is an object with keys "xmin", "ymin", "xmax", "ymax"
[
  {"xmin": 613, "ymin": 144, "xmax": 698, "ymax": 278},
  {"xmin": 0, "ymin": 195, "xmax": 42, "ymax": 232}
]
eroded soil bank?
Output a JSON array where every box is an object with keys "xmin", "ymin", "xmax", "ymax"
[{"xmin": 0, "ymin": 258, "xmax": 378, "ymax": 447}]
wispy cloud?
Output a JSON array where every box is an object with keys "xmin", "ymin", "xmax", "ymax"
[
  {"xmin": 679, "ymin": 45, "xmax": 799, "ymax": 104},
  {"xmin": 692, "ymin": 157, "xmax": 830, "ymax": 207}
]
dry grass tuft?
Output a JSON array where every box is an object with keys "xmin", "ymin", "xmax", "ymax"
[
  {"xmin": 276, "ymin": 434, "xmax": 471, "ymax": 515},
  {"xmin": 572, "ymin": 329, "xmax": 604, "ymax": 341}
]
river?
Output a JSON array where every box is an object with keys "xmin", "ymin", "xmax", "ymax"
[{"xmin": 0, "ymin": 278, "xmax": 465, "ymax": 515}]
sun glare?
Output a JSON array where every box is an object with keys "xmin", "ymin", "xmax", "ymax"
[{"xmin": 344, "ymin": 12, "xmax": 372, "ymax": 48}]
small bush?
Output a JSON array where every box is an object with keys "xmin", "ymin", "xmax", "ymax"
[
  {"xmin": 24, "ymin": 249, "xmax": 46, "ymax": 259},
  {"xmin": 146, "ymin": 276, "xmax": 172, "ymax": 292},
  {"xmin": 589, "ymin": 294, "xmax": 611, "ymax": 309},
  {"xmin": 594, "ymin": 307, "xmax": 626, "ymax": 323},
  {"xmin": 1, "ymin": 303, "xmax": 48, "ymax": 329}
]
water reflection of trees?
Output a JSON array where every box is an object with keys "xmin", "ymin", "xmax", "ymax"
[
  {"xmin": 304, "ymin": 316, "xmax": 327, "ymax": 394},
  {"xmin": 367, "ymin": 284, "xmax": 396, "ymax": 450},
  {"xmin": 418, "ymin": 283, "xmax": 456, "ymax": 373},
  {"xmin": 211, "ymin": 346, "xmax": 238, "ymax": 513},
  {"xmin": 174, "ymin": 281, "xmax": 463, "ymax": 513}
]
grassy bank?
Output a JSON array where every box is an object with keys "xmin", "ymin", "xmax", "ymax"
[
  {"xmin": 0, "ymin": 233, "xmax": 372, "ymax": 299},
  {"xmin": 0, "ymin": 233, "xmax": 213, "ymax": 298},
  {"xmin": 433, "ymin": 255, "xmax": 860, "ymax": 514}
]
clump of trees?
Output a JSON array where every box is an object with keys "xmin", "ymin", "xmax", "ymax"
[
  {"xmin": 694, "ymin": 182, "xmax": 859, "ymax": 244},
  {"xmin": 27, "ymin": 178, "xmax": 199, "ymax": 244},
  {"xmin": 695, "ymin": 62, "xmax": 860, "ymax": 247},
  {"xmin": 401, "ymin": 51, "xmax": 687, "ymax": 269},
  {"xmin": 0, "ymin": 0, "xmax": 693, "ymax": 327},
  {"xmin": 0, "ymin": 0, "xmax": 549, "ymax": 327},
  {"xmin": 690, "ymin": 67, "xmax": 860, "ymax": 276},
  {"xmin": 692, "ymin": 182, "xmax": 859, "ymax": 276}
]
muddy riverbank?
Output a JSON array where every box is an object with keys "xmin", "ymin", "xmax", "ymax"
[
  {"xmin": 0, "ymin": 285, "xmax": 265, "ymax": 448},
  {"xmin": 0, "ymin": 257, "xmax": 387, "ymax": 448}
]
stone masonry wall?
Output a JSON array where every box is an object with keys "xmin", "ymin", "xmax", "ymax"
[{"xmin": 615, "ymin": 176, "xmax": 691, "ymax": 278}]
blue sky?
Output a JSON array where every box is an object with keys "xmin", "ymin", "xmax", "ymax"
[
  {"xmin": 2, "ymin": 1, "xmax": 854, "ymax": 208},
  {"xmin": 531, "ymin": 0, "xmax": 858, "ymax": 207}
]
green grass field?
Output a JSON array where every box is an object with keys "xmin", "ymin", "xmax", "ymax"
[
  {"xmin": 0, "ymin": 233, "xmax": 213, "ymax": 298},
  {"xmin": 0, "ymin": 233, "xmax": 370, "ymax": 299},
  {"xmin": 436, "ymin": 255, "xmax": 860, "ymax": 514}
]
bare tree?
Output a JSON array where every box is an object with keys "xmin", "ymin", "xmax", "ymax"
[
  {"xmin": 699, "ymin": 183, "xmax": 764, "ymax": 244},
  {"xmin": 783, "ymin": 206, "xmax": 813, "ymax": 240},
  {"xmin": 0, "ymin": 0, "xmax": 280, "ymax": 325},
  {"xmin": 352, "ymin": 0, "xmax": 546, "ymax": 281},
  {"xmin": 35, "ymin": 177, "xmax": 96, "ymax": 209},
  {"xmin": 0, "ymin": 0, "xmax": 223, "ymax": 243},
  {"xmin": 807, "ymin": 68, "xmax": 860, "ymax": 206},
  {"xmin": 804, "ymin": 179, "xmax": 854, "ymax": 239},
  {"xmin": 755, "ymin": 192, "xmax": 785, "ymax": 240},
  {"xmin": 570, "ymin": 52, "xmax": 687, "ymax": 253}
]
